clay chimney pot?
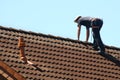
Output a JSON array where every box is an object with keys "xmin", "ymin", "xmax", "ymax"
[
  {"xmin": 18, "ymin": 37, "xmax": 25, "ymax": 48},
  {"xmin": 18, "ymin": 37, "xmax": 27, "ymax": 63}
]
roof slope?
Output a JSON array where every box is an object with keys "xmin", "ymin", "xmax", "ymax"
[{"xmin": 0, "ymin": 26, "xmax": 120, "ymax": 80}]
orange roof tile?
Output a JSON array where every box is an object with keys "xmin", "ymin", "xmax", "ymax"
[{"xmin": 0, "ymin": 26, "xmax": 120, "ymax": 80}]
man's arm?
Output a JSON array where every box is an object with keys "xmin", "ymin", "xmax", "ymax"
[
  {"xmin": 77, "ymin": 25, "xmax": 81, "ymax": 40},
  {"xmin": 86, "ymin": 28, "xmax": 90, "ymax": 42}
]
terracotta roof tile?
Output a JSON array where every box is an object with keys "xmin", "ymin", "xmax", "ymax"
[{"xmin": 0, "ymin": 26, "xmax": 120, "ymax": 80}]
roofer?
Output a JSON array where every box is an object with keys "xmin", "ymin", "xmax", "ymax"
[{"xmin": 74, "ymin": 16, "xmax": 105, "ymax": 53}]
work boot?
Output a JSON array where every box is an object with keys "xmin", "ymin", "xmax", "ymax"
[
  {"xmin": 93, "ymin": 46, "xmax": 99, "ymax": 51},
  {"xmin": 98, "ymin": 50, "xmax": 105, "ymax": 54}
]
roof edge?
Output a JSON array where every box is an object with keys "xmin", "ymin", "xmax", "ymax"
[
  {"xmin": 0, "ymin": 25, "xmax": 90, "ymax": 44},
  {"xmin": 0, "ymin": 59, "xmax": 26, "ymax": 80},
  {"xmin": 0, "ymin": 25, "xmax": 120, "ymax": 50}
]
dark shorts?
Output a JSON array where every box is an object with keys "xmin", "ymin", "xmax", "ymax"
[{"xmin": 91, "ymin": 18, "xmax": 103, "ymax": 27}]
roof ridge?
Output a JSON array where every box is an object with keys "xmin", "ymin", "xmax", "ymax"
[
  {"xmin": 0, "ymin": 25, "xmax": 120, "ymax": 50},
  {"xmin": 0, "ymin": 26, "xmax": 91, "ymax": 44}
]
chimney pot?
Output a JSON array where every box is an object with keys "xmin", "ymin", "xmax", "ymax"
[
  {"xmin": 18, "ymin": 37, "xmax": 27, "ymax": 63},
  {"xmin": 18, "ymin": 37, "xmax": 25, "ymax": 48}
]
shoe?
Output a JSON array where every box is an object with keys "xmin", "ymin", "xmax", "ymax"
[
  {"xmin": 93, "ymin": 47, "xmax": 99, "ymax": 51},
  {"xmin": 98, "ymin": 50, "xmax": 105, "ymax": 54}
]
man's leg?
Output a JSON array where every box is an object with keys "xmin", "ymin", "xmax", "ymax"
[
  {"xmin": 92, "ymin": 28, "xmax": 105, "ymax": 52},
  {"xmin": 93, "ymin": 34, "xmax": 99, "ymax": 50},
  {"xmin": 91, "ymin": 18, "xmax": 105, "ymax": 52}
]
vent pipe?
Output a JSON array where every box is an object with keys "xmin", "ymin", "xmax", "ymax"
[{"xmin": 18, "ymin": 37, "xmax": 27, "ymax": 63}]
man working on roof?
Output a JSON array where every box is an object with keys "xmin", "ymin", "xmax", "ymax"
[{"xmin": 74, "ymin": 16, "xmax": 105, "ymax": 53}]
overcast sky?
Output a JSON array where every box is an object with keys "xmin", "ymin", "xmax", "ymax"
[{"xmin": 0, "ymin": 0, "xmax": 120, "ymax": 47}]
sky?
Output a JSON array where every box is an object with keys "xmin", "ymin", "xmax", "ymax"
[{"xmin": 0, "ymin": 0, "xmax": 120, "ymax": 47}]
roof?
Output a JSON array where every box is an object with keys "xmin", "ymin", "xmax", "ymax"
[
  {"xmin": 0, "ymin": 26, "xmax": 120, "ymax": 80},
  {"xmin": 0, "ymin": 59, "xmax": 25, "ymax": 80}
]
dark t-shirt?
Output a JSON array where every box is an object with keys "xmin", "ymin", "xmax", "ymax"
[{"xmin": 78, "ymin": 17, "xmax": 92, "ymax": 29}]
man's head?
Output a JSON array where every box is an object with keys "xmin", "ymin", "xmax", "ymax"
[{"xmin": 74, "ymin": 16, "xmax": 82, "ymax": 23}]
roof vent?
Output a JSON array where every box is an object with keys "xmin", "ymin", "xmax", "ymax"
[
  {"xmin": 17, "ymin": 37, "xmax": 45, "ymax": 72},
  {"xmin": 18, "ymin": 37, "xmax": 34, "ymax": 65},
  {"xmin": 18, "ymin": 37, "xmax": 27, "ymax": 63}
]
